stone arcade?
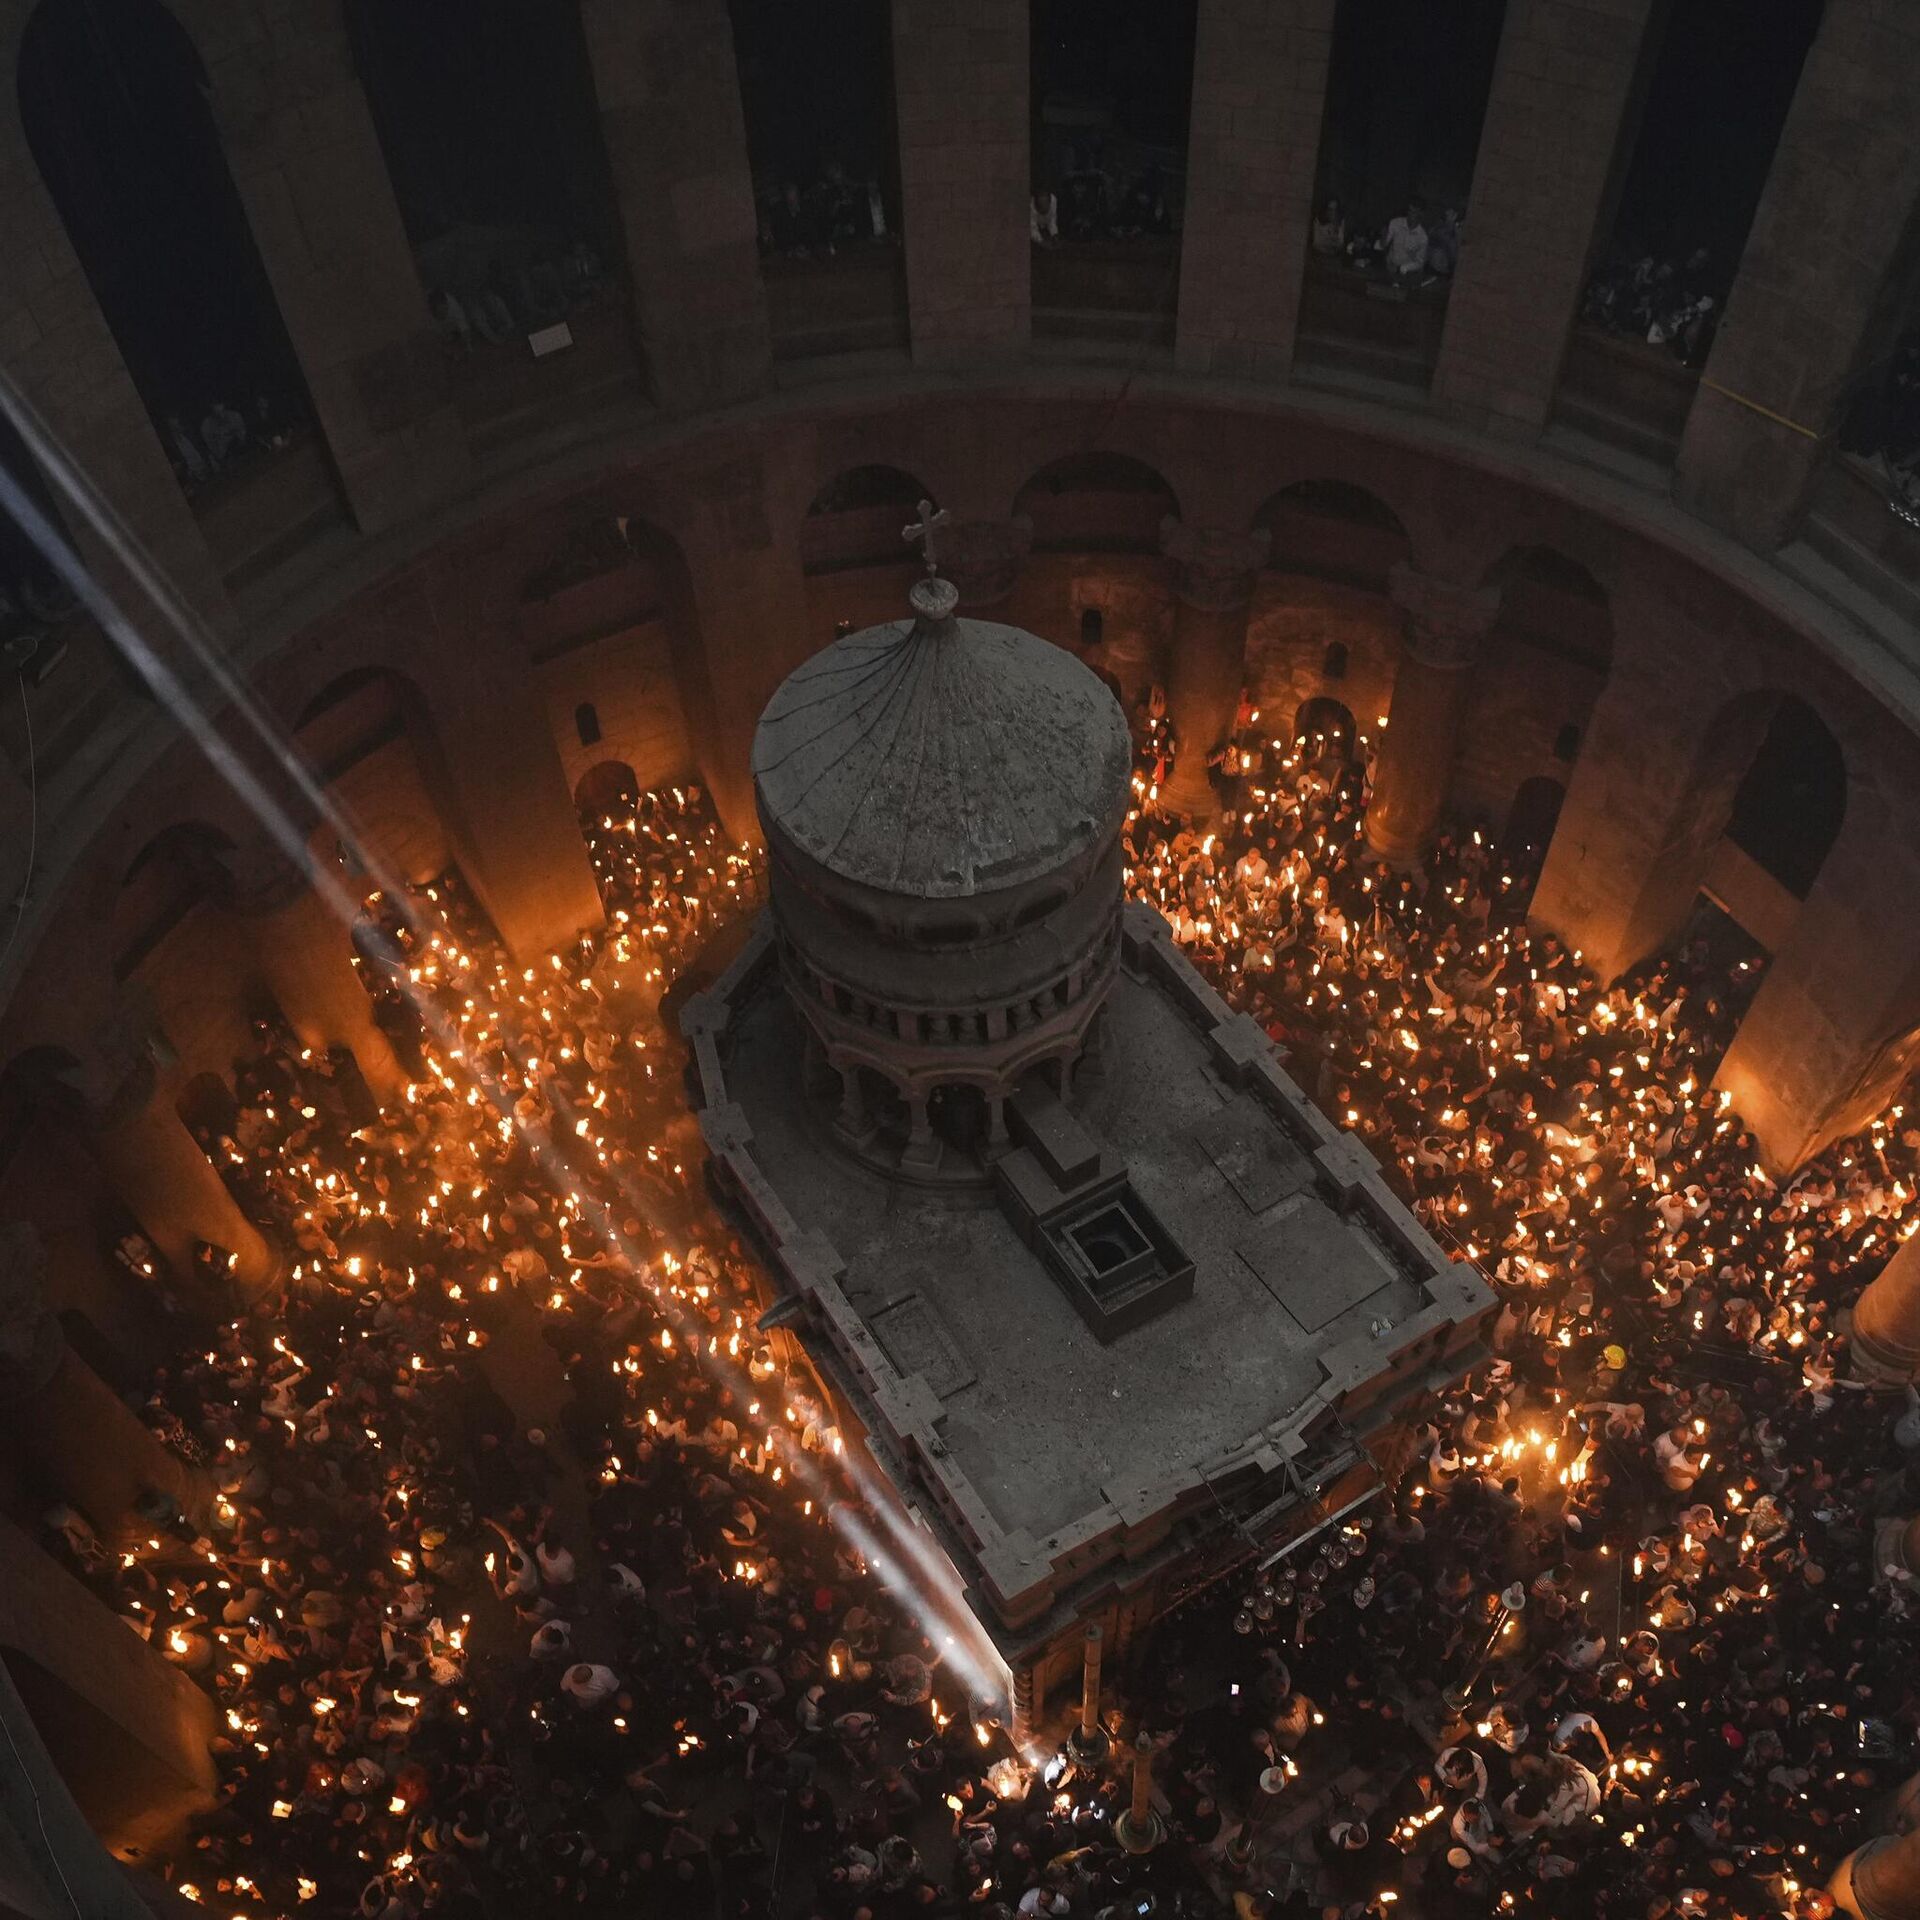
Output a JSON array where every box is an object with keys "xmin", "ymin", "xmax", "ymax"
[{"xmin": 684, "ymin": 566, "xmax": 1493, "ymax": 1728}]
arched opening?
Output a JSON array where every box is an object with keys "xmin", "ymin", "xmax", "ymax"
[
  {"xmin": 293, "ymin": 668, "xmax": 453, "ymax": 889},
  {"xmin": 731, "ymin": 0, "xmax": 908, "ymax": 360},
  {"xmin": 174, "ymin": 1072, "xmax": 238, "ymax": 1149},
  {"xmin": 801, "ymin": 466, "xmax": 935, "ymax": 574},
  {"xmin": 1253, "ymin": 481, "xmax": 1411, "ymax": 591},
  {"xmin": 1029, "ymin": 0, "xmax": 1197, "ymax": 349},
  {"xmin": 574, "ymin": 701, "xmax": 602, "ymax": 748},
  {"xmin": 1622, "ymin": 690, "xmax": 1846, "ymax": 973},
  {"xmin": 1501, "ymin": 775, "xmax": 1566, "ymax": 903},
  {"xmin": 1294, "ymin": 695, "xmax": 1358, "ymax": 763},
  {"xmin": 575, "ymin": 759, "xmax": 642, "ymax": 820},
  {"xmin": 113, "ymin": 824, "xmax": 237, "ymax": 984},
  {"xmin": 1322, "ymin": 640, "xmax": 1349, "ymax": 682},
  {"xmin": 1300, "ymin": 0, "xmax": 1506, "ymax": 386},
  {"xmin": 18, "ymin": 0, "xmax": 322, "ymax": 514},
  {"xmin": 1014, "ymin": 452, "xmax": 1179, "ymax": 553},
  {"xmin": 1725, "ymin": 696, "xmax": 1847, "ymax": 900},
  {"xmin": 345, "ymin": 0, "xmax": 632, "ymax": 433}
]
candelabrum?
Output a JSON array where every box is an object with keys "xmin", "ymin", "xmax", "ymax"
[{"xmin": 1113, "ymin": 1732, "xmax": 1165, "ymax": 1854}]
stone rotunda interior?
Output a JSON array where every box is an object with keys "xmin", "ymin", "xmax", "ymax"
[{"xmin": 2, "ymin": 3, "xmax": 1920, "ymax": 1918}]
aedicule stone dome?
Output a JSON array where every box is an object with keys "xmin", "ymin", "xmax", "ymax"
[
  {"xmin": 752, "ymin": 576, "xmax": 1132, "ymax": 902},
  {"xmin": 751, "ymin": 575, "xmax": 1134, "ymax": 1178}
]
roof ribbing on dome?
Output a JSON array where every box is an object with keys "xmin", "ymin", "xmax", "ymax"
[{"xmin": 752, "ymin": 597, "xmax": 1132, "ymax": 900}]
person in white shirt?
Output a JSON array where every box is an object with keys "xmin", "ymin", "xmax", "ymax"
[{"xmin": 1381, "ymin": 202, "xmax": 1430, "ymax": 281}]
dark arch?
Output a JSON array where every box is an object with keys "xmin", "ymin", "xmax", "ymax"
[
  {"xmin": 19, "ymin": 0, "xmax": 315, "ymax": 492},
  {"xmin": 1725, "ymin": 695, "xmax": 1847, "ymax": 900},
  {"xmin": 1253, "ymin": 480, "xmax": 1412, "ymax": 591},
  {"xmin": 1483, "ymin": 545, "xmax": 1614, "ymax": 676},
  {"xmin": 1502, "ymin": 775, "xmax": 1566, "ymax": 870},
  {"xmin": 1294, "ymin": 695, "xmax": 1358, "ymax": 761},
  {"xmin": 115, "ymin": 823, "xmax": 237, "ymax": 981},
  {"xmin": 575, "ymin": 759, "xmax": 642, "ymax": 818},
  {"xmin": 175, "ymin": 1070, "xmax": 238, "ymax": 1143},
  {"xmin": 801, "ymin": 465, "xmax": 934, "ymax": 574},
  {"xmin": 1014, "ymin": 452, "xmax": 1180, "ymax": 554}
]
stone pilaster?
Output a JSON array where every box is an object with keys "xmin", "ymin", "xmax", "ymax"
[
  {"xmin": 1363, "ymin": 567, "xmax": 1502, "ymax": 864},
  {"xmin": 1433, "ymin": 0, "xmax": 1659, "ymax": 437},
  {"xmin": 892, "ymin": 0, "xmax": 1029, "ymax": 367},
  {"xmin": 184, "ymin": 0, "xmax": 470, "ymax": 533},
  {"xmin": 579, "ymin": 0, "xmax": 770, "ymax": 412},
  {"xmin": 1158, "ymin": 519, "xmax": 1270, "ymax": 820},
  {"xmin": 1675, "ymin": 0, "xmax": 1920, "ymax": 547},
  {"xmin": 221, "ymin": 847, "xmax": 406, "ymax": 1101},
  {"xmin": 0, "ymin": 1221, "xmax": 208, "ymax": 1536},
  {"xmin": 1832, "ymin": 1779, "xmax": 1920, "ymax": 1920},
  {"xmin": 1852, "ymin": 1232, "xmax": 1920, "ymax": 1385},
  {"xmin": 1174, "ymin": 0, "xmax": 1335, "ymax": 380}
]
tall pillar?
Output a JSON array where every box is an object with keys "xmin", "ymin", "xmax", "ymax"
[
  {"xmin": 0, "ymin": 1221, "xmax": 207, "ymax": 1537},
  {"xmin": 942, "ymin": 517, "xmax": 1032, "ymax": 615},
  {"xmin": 223, "ymin": 854, "xmax": 407, "ymax": 1101},
  {"xmin": 1432, "ymin": 0, "xmax": 1659, "ymax": 437},
  {"xmin": 892, "ymin": 0, "xmax": 1029, "ymax": 369},
  {"xmin": 86, "ymin": 1062, "xmax": 277, "ymax": 1295},
  {"xmin": 1852, "ymin": 1233, "xmax": 1920, "ymax": 1385},
  {"xmin": 1675, "ymin": 0, "xmax": 1920, "ymax": 548},
  {"xmin": 1157, "ymin": 520, "xmax": 1270, "ymax": 821},
  {"xmin": 1363, "ymin": 567, "xmax": 1502, "ymax": 864},
  {"xmin": 1174, "ymin": 0, "xmax": 1335, "ymax": 381},
  {"xmin": 188, "ymin": 0, "xmax": 471, "ymax": 532},
  {"xmin": 579, "ymin": 0, "xmax": 771, "ymax": 412},
  {"xmin": 1834, "ymin": 1781, "xmax": 1920, "ymax": 1920}
]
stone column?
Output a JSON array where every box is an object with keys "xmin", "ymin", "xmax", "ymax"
[
  {"xmin": 1363, "ymin": 567, "xmax": 1503, "ymax": 865},
  {"xmin": 892, "ymin": 0, "xmax": 1029, "ymax": 368},
  {"xmin": 1853, "ymin": 1233, "xmax": 1920, "ymax": 1384},
  {"xmin": 942, "ymin": 517, "xmax": 1033, "ymax": 615},
  {"xmin": 1675, "ymin": 0, "xmax": 1920, "ymax": 548},
  {"xmin": 1432, "ymin": 0, "xmax": 1659, "ymax": 437},
  {"xmin": 1834, "ymin": 1784, "xmax": 1920, "ymax": 1920},
  {"xmin": 1157, "ymin": 520, "xmax": 1270, "ymax": 821},
  {"xmin": 579, "ymin": 0, "xmax": 771, "ymax": 412},
  {"xmin": 1174, "ymin": 0, "xmax": 1335, "ymax": 380},
  {"xmin": 223, "ymin": 853, "xmax": 406, "ymax": 1102},
  {"xmin": 185, "ymin": 0, "xmax": 470, "ymax": 532},
  {"xmin": 0, "ymin": 1222, "xmax": 207, "ymax": 1538},
  {"xmin": 86, "ymin": 1062, "xmax": 277, "ymax": 1295}
]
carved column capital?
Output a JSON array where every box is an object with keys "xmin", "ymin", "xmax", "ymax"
[
  {"xmin": 0, "ymin": 1222, "xmax": 64, "ymax": 1398},
  {"xmin": 1387, "ymin": 564, "xmax": 1502, "ymax": 669},
  {"xmin": 1160, "ymin": 519, "xmax": 1271, "ymax": 613},
  {"xmin": 942, "ymin": 517, "xmax": 1033, "ymax": 610}
]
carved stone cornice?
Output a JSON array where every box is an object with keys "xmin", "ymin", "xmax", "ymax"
[
  {"xmin": 1160, "ymin": 519, "xmax": 1271, "ymax": 613},
  {"xmin": 1387, "ymin": 564, "xmax": 1503, "ymax": 670}
]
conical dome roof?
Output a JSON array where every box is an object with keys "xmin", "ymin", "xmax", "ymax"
[{"xmin": 753, "ymin": 579, "xmax": 1132, "ymax": 900}]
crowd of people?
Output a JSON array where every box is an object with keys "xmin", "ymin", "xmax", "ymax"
[
  {"xmin": 162, "ymin": 391, "xmax": 307, "ymax": 495},
  {"xmin": 39, "ymin": 681, "xmax": 1920, "ymax": 1920},
  {"xmin": 756, "ymin": 165, "xmax": 896, "ymax": 260},
  {"xmin": 1839, "ymin": 327, "xmax": 1920, "ymax": 512},
  {"xmin": 1030, "ymin": 143, "xmax": 1179, "ymax": 248},
  {"xmin": 426, "ymin": 238, "xmax": 612, "ymax": 356},
  {"xmin": 1308, "ymin": 199, "xmax": 1463, "ymax": 288},
  {"xmin": 1579, "ymin": 247, "xmax": 1725, "ymax": 366}
]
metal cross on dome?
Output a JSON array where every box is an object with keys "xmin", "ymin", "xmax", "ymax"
[{"xmin": 902, "ymin": 499, "xmax": 951, "ymax": 577}]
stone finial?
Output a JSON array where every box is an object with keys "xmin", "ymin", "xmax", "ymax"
[
  {"xmin": 0, "ymin": 1221, "xmax": 63, "ymax": 1397},
  {"xmin": 1159, "ymin": 517, "xmax": 1271, "ymax": 613}
]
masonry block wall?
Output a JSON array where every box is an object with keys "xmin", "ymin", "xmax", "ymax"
[
  {"xmin": 1433, "ymin": 0, "xmax": 1657, "ymax": 437},
  {"xmin": 892, "ymin": 0, "xmax": 1029, "ymax": 367},
  {"xmin": 1175, "ymin": 0, "xmax": 1336, "ymax": 381}
]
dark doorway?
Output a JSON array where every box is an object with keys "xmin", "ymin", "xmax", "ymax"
[
  {"xmin": 19, "ymin": 0, "xmax": 315, "ymax": 495},
  {"xmin": 1725, "ymin": 696, "xmax": 1846, "ymax": 900}
]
